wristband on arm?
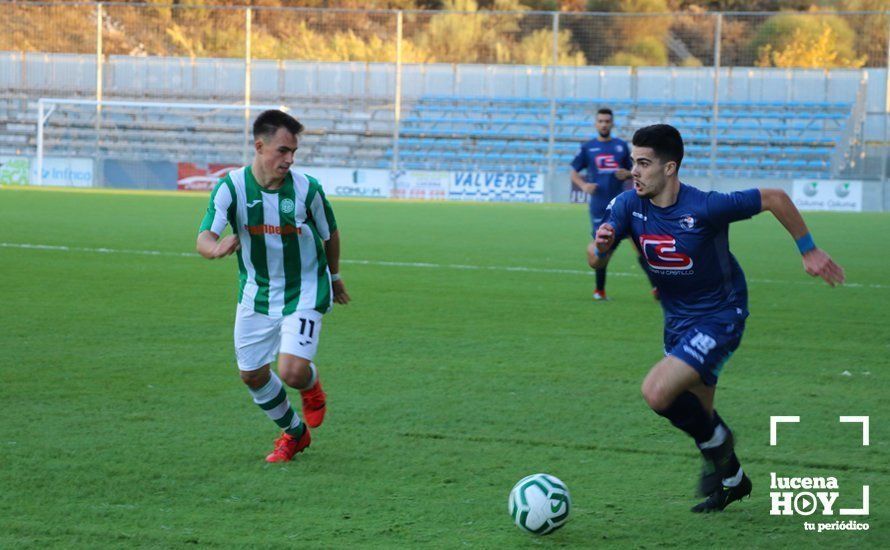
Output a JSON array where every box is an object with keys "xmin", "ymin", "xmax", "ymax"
[
  {"xmin": 795, "ymin": 233, "xmax": 816, "ymax": 255},
  {"xmin": 331, "ymin": 272, "xmax": 341, "ymax": 282}
]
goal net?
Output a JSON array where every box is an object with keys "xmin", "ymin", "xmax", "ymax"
[{"xmin": 36, "ymin": 98, "xmax": 286, "ymax": 190}]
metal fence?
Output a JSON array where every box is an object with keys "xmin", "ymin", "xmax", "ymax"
[{"xmin": 2, "ymin": 2, "xmax": 889, "ymax": 185}]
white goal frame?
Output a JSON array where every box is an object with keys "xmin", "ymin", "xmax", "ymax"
[{"xmin": 36, "ymin": 98, "xmax": 288, "ymax": 185}]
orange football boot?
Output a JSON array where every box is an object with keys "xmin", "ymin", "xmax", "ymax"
[
  {"xmin": 300, "ymin": 380, "xmax": 327, "ymax": 428},
  {"xmin": 265, "ymin": 427, "xmax": 311, "ymax": 463}
]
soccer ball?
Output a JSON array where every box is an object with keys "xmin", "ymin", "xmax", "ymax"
[{"xmin": 508, "ymin": 473, "xmax": 571, "ymax": 535}]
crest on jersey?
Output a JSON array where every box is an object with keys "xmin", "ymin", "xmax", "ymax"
[
  {"xmin": 280, "ymin": 198, "xmax": 295, "ymax": 214},
  {"xmin": 679, "ymin": 214, "xmax": 696, "ymax": 230},
  {"xmin": 616, "ymin": 144, "xmax": 623, "ymax": 153}
]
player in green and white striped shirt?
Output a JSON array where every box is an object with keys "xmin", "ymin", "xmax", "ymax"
[{"xmin": 197, "ymin": 110, "xmax": 350, "ymax": 463}]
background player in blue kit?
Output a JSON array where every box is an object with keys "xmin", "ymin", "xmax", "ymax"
[
  {"xmin": 590, "ymin": 124, "xmax": 845, "ymax": 512},
  {"xmin": 570, "ymin": 108, "xmax": 657, "ymax": 301}
]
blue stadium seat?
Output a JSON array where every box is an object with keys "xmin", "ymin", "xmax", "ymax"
[{"xmin": 387, "ymin": 95, "xmax": 852, "ymax": 178}]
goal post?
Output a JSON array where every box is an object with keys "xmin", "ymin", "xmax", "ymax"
[{"xmin": 35, "ymin": 98, "xmax": 288, "ymax": 187}]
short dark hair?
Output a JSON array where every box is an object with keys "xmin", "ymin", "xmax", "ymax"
[
  {"xmin": 632, "ymin": 124, "xmax": 684, "ymax": 168},
  {"xmin": 253, "ymin": 110, "xmax": 304, "ymax": 141},
  {"xmin": 596, "ymin": 108, "xmax": 613, "ymax": 118}
]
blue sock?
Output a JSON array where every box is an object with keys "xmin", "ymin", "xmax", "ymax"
[{"xmin": 595, "ymin": 268, "xmax": 606, "ymax": 292}]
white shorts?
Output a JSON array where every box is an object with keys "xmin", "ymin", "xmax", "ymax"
[{"xmin": 233, "ymin": 304, "xmax": 324, "ymax": 371}]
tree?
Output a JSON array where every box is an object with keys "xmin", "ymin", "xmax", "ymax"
[
  {"xmin": 750, "ymin": 11, "xmax": 866, "ymax": 69},
  {"xmin": 755, "ymin": 21, "xmax": 866, "ymax": 69},
  {"xmin": 513, "ymin": 28, "xmax": 587, "ymax": 65},
  {"xmin": 837, "ymin": 0, "xmax": 890, "ymax": 68},
  {"xmin": 409, "ymin": 0, "xmax": 529, "ymax": 63},
  {"xmin": 680, "ymin": 0, "xmax": 812, "ymax": 10},
  {"xmin": 606, "ymin": 36, "xmax": 668, "ymax": 66},
  {"xmin": 2, "ymin": 2, "xmax": 96, "ymax": 54},
  {"xmin": 577, "ymin": 0, "xmax": 671, "ymax": 66},
  {"xmin": 668, "ymin": 5, "xmax": 715, "ymax": 65}
]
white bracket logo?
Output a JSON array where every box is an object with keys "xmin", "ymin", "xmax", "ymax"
[{"xmin": 769, "ymin": 415, "xmax": 869, "ymax": 517}]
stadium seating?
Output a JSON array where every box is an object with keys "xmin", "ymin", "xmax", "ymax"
[
  {"xmin": 391, "ymin": 95, "xmax": 850, "ymax": 179},
  {"xmin": 0, "ymin": 94, "xmax": 396, "ymax": 168},
  {"xmin": 0, "ymin": 93, "xmax": 851, "ymax": 179}
]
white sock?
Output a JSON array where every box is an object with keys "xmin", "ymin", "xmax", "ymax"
[
  {"xmin": 248, "ymin": 372, "xmax": 302, "ymax": 434},
  {"xmin": 698, "ymin": 424, "xmax": 727, "ymax": 450},
  {"xmin": 723, "ymin": 467, "xmax": 744, "ymax": 487},
  {"xmin": 300, "ymin": 362, "xmax": 318, "ymax": 391}
]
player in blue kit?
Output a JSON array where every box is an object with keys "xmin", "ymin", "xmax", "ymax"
[
  {"xmin": 571, "ymin": 108, "xmax": 657, "ymax": 300},
  {"xmin": 591, "ymin": 124, "xmax": 845, "ymax": 512}
]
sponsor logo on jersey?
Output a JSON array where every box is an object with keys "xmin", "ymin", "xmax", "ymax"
[
  {"xmin": 639, "ymin": 234, "xmax": 694, "ymax": 271},
  {"xmin": 244, "ymin": 224, "xmax": 302, "ymax": 236},
  {"xmin": 246, "ymin": 199, "xmax": 263, "ymax": 208},
  {"xmin": 594, "ymin": 154, "xmax": 619, "ymax": 172},
  {"xmin": 280, "ymin": 198, "xmax": 295, "ymax": 214},
  {"xmin": 632, "ymin": 211, "xmax": 647, "ymax": 220}
]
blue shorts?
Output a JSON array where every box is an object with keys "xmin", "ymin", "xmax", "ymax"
[{"xmin": 664, "ymin": 320, "xmax": 745, "ymax": 386}]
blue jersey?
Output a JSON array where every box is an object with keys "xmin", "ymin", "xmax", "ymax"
[
  {"xmin": 570, "ymin": 137, "xmax": 632, "ymax": 217},
  {"xmin": 603, "ymin": 184, "xmax": 762, "ymax": 328}
]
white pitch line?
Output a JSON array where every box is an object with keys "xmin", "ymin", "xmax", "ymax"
[
  {"xmin": 341, "ymin": 258, "xmax": 633, "ymax": 277},
  {"xmin": 0, "ymin": 242, "xmax": 196, "ymax": 258},
  {"xmin": 1, "ymin": 241, "xmax": 885, "ymax": 289}
]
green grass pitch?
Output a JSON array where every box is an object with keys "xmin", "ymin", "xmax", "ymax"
[{"xmin": 1, "ymin": 186, "xmax": 888, "ymax": 547}]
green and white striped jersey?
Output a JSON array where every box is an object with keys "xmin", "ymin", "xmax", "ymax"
[{"xmin": 199, "ymin": 166, "xmax": 338, "ymax": 317}]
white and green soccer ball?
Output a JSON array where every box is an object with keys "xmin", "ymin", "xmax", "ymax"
[{"xmin": 508, "ymin": 473, "xmax": 571, "ymax": 535}]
